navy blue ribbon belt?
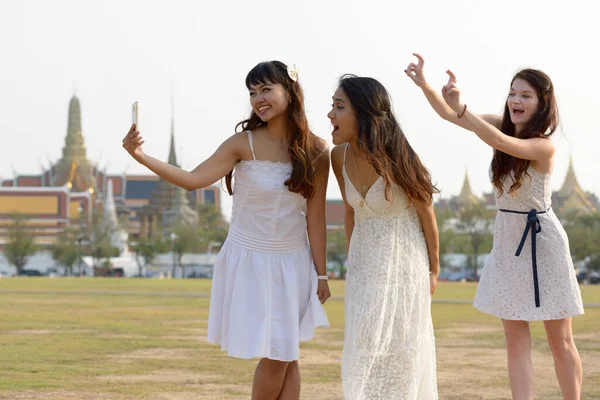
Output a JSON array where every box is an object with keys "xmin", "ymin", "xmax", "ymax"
[{"xmin": 498, "ymin": 207, "xmax": 549, "ymax": 308}]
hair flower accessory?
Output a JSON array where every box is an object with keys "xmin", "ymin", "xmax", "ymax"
[{"xmin": 287, "ymin": 64, "xmax": 299, "ymax": 82}]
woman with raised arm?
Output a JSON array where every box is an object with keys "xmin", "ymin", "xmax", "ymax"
[
  {"xmin": 329, "ymin": 75, "xmax": 439, "ymax": 399},
  {"xmin": 122, "ymin": 61, "xmax": 330, "ymax": 400},
  {"xmin": 406, "ymin": 53, "xmax": 584, "ymax": 400}
]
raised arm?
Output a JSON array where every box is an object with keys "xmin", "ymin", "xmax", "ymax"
[
  {"xmin": 331, "ymin": 145, "xmax": 355, "ymax": 250},
  {"xmin": 441, "ymin": 71, "xmax": 555, "ymax": 162},
  {"xmin": 405, "ymin": 53, "xmax": 501, "ymax": 130},
  {"xmin": 122, "ymin": 125, "xmax": 243, "ymax": 191}
]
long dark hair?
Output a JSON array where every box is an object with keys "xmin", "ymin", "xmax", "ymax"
[
  {"xmin": 338, "ymin": 75, "xmax": 438, "ymax": 203},
  {"xmin": 225, "ymin": 61, "xmax": 324, "ymax": 199},
  {"xmin": 492, "ymin": 69, "xmax": 559, "ymax": 195}
]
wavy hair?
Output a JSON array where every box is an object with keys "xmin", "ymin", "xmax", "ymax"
[
  {"xmin": 338, "ymin": 74, "xmax": 438, "ymax": 203},
  {"xmin": 225, "ymin": 61, "xmax": 324, "ymax": 198},
  {"xmin": 491, "ymin": 69, "xmax": 559, "ymax": 195}
]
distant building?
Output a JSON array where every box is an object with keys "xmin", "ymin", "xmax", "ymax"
[
  {"xmin": 0, "ymin": 95, "xmax": 222, "ymax": 248},
  {"xmin": 435, "ymin": 161, "xmax": 598, "ymax": 220}
]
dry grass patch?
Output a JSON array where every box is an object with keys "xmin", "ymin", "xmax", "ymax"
[
  {"xmin": 111, "ymin": 348, "xmax": 194, "ymax": 361},
  {"xmin": 99, "ymin": 369, "xmax": 219, "ymax": 384}
]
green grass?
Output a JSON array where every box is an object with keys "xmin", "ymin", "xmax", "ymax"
[{"xmin": 0, "ymin": 279, "xmax": 599, "ymax": 399}]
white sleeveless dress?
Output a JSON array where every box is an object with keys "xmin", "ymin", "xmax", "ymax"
[
  {"xmin": 341, "ymin": 145, "xmax": 438, "ymax": 400},
  {"xmin": 474, "ymin": 166, "xmax": 584, "ymax": 321},
  {"xmin": 207, "ymin": 131, "xmax": 329, "ymax": 362}
]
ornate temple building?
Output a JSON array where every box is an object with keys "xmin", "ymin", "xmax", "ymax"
[
  {"xmin": 0, "ymin": 95, "xmax": 221, "ymax": 248},
  {"xmin": 435, "ymin": 170, "xmax": 491, "ymax": 215},
  {"xmin": 551, "ymin": 157, "xmax": 599, "ymax": 217},
  {"xmin": 435, "ymin": 162, "xmax": 599, "ymax": 219}
]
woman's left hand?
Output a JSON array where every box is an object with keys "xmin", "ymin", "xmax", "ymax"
[
  {"xmin": 317, "ymin": 280, "xmax": 331, "ymax": 304},
  {"xmin": 441, "ymin": 69, "xmax": 465, "ymax": 114},
  {"xmin": 430, "ymin": 274, "xmax": 438, "ymax": 296}
]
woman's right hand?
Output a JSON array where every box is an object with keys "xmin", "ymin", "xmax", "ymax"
[
  {"xmin": 404, "ymin": 53, "xmax": 427, "ymax": 87},
  {"xmin": 122, "ymin": 124, "xmax": 146, "ymax": 164}
]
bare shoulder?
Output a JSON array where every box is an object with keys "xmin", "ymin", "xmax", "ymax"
[
  {"xmin": 330, "ymin": 144, "xmax": 347, "ymax": 171},
  {"xmin": 480, "ymin": 114, "xmax": 502, "ymax": 128},
  {"xmin": 311, "ymin": 135, "xmax": 330, "ymax": 172},
  {"xmin": 221, "ymin": 130, "xmax": 251, "ymax": 159}
]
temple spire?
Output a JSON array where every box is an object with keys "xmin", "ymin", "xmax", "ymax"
[
  {"xmin": 457, "ymin": 168, "xmax": 479, "ymax": 207},
  {"xmin": 62, "ymin": 95, "xmax": 87, "ymax": 162},
  {"xmin": 167, "ymin": 97, "xmax": 178, "ymax": 166},
  {"xmin": 103, "ymin": 179, "xmax": 118, "ymax": 229},
  {"xmin": 459, "ymin": 169, "xmax": 474, "ymax": 199},
  {"xmin": 558, "ymin": 155, "xmax": 581, "ymax": 197}
]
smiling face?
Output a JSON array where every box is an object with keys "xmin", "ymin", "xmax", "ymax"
[
  {"xmin": 507, "ymin": 78, "xmax": 540, "ymax": 133},
  {"xmin": 327, "ymin": 87, "xmax": 358, "ymax": 146},
  {"xmin": 249, "ymin": 80, "xmax": 290, "ymax": 122}
]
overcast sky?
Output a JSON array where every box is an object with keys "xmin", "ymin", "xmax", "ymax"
[{"xmin": 1, "ymin": 0, "xmax": 598, "ymax": 219}]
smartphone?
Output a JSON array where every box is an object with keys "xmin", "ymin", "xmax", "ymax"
[{"xmin": 132, "ymin": 102, "xmax": 139, "ymax": 128}]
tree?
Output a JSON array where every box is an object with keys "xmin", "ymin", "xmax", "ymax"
[
  {"xmin": 3, "ymin": 213, "xmax": 37, "ymax": 274},
  {"xmin": 326, "ymin": 229, "xmax": 347, "ymax": 278},
  {"xmin": 51, "ymin": 229, "xmax": 79, "ymax": 276},
  {"xmin": 196, "ymin": 203, "xmax": 228, "ymax": 252},
  {"xmin": 171, "ymin": 224, "xmax": 200, "ymax": 278},
  {"xmin": 456, "ymin": 203, "xmax": 494, "ymax": 277},
  {"xmin": 564, "ymin": 212, "xmax": 600, "ymax": 272},
  {"xmin": 434, "ymin": 207, "xmax": 454, "ymax": 256},
  {"xmin": 88, "ymin": 209, "xmax": 119, "ymax": 271},
  {"xmin": 131, "ymin": 235, "xmax": 167, "ymax": 277}
]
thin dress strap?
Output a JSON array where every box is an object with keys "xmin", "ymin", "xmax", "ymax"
[
  {"xmin": 343, "ymin": 143, "xmax": 349, "ymax": 168},
  {"xmin": 246, "ymin": 130, "xmax": 256, "ymax": 160}
]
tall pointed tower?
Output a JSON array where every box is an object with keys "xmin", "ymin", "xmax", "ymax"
[
  {"xmin": 54, "ymin": 95, "xmax": 95, "ymax": 191},
  {"xmin": 553, "ymin": 156, "xmax": 597, "ymax": 216},
  {"xmin": 103, "ymin": 179, "xmax": 129, "ymax": 255},
  {"xmin": 140, "ymin": 103, "xmax": 197, "ymax": 238},
  {"xmin": 558, "ymin": 157, "xmax": 581, "ymax": 198},
  {"xmin": 456, "ymin": 169, "xmax": 480, "ymax": 208}
]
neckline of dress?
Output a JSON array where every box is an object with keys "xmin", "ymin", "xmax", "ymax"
[
  {"xmin": 342, "ymin": 162, "xmax": 382, "ymax": 200},
  {"xmin": 239, "ymin": 159, "xmax": 292, "ymax": 166}
]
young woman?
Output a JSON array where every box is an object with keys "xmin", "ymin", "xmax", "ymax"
[
  {"xmin": 122, "ymin": 61, "xmax": 330, "ymax": 400},
  {"xmin": 329, "ymin": 75, "xmax": 439, "ymax": 399},
  {"xmin": 406, "ymin": 53, "xmax": 584, "ymax": 400}
]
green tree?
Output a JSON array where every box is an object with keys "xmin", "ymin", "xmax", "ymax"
[
  {"xmin": 88, "ymin": 209, "xmax": 119, "ymax": 272},
  {"xmin": 171, "ymin": 224, "xmax": 200, "ymax": 278},
  {"xmin": 434, "ymin": 207, "xmax": 454, "ymax": 257},
  {"xmin": 456, "ymin": 203, "xmax": 494, "ymax": 277},
  {"xmin": 196, "ymin": 203, "xmax": 228, "ymax": 252},
  {"xmin": 51, "ymin": 229, "xmax": 79, "ymax": 276},
  {"xmin": 326, "ymin": 229, "xmax": 347, "ymax": 278},
  {"xmin": 565, "ymin": 212, "xmax": 600, "ymax": 272},
  {"xmin": 131, "ymin": 235, "xmax": 168, "ymax": 277},
  {"xmin": 3, "ymin": 213, "xmax": 37, "ymax": 274}
]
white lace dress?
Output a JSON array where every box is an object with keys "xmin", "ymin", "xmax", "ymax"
[
  {"xmin": 341, "ymin": 145, "xmax": 438, "ymax": 400},
  {"xmin": 474, "ymin": 166, "xmax": 584, "ymax": 320},
  {"xmin": 207, "ymin": 131, "xmax": 329, "ymax": 362}
]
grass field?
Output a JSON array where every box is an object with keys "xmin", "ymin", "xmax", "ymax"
[{"xmin": 0, "ymin": 278, "xmax": 598, "ymax": 399}]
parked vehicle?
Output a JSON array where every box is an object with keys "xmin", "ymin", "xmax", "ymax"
[
  {"xmin": 18, "ymin": 269, "xmax": 43, "ymax": 276},
  {"xmin": 589, "ymin": 271, "xmax": 600, "ymax": 284}
]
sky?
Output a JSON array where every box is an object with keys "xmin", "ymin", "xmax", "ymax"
[{"xmin": 1, "ymin": 0, "xmax": 599, "ymax": 220}]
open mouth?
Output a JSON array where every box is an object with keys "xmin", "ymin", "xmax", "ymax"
[
  {"xmin": 331, "ymin": 124, "xmax": 339, "ymax": 134},
  {"xmin": 512, "ymin": 108, "xmax": 524, "ymax": 116},
  {"xmin": 257, "ymin": 105, "xmax": 271, "ymax": 114}
]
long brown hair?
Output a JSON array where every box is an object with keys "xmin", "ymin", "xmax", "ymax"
[
  {"xmin": 491, "ymin": 69, "xmax": 559, "ymax": 195},
  {"xmin": 225, "ymin": 61, "xmax": 324, "ymax": 199},
  {"xmin": 338, "ymin": 75, "xmax": 438, "ymax": 203}
]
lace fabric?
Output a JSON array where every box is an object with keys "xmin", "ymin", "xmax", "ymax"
[
  {"xmin": 473, "ymin": 166, "xmax": 584, "ymax": 320},
  {"xmin": 341, "ymin": 144, "xmax": 438, "ymax": 399}
]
